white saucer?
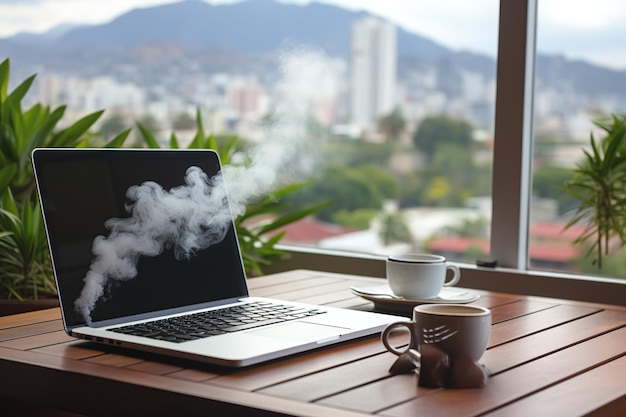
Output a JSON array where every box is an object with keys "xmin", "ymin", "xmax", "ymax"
[{"xmin": 351, "ymin": 284, "xmax": 480, "ymax": 315}]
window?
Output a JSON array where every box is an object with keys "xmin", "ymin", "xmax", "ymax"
[
  {"xmin": 284, "ymin": 0, "xmax": 625, "ymax": 304},
  {"xmin": 530, "ymin": 0, "xmax": 626, "ymax": 279},
  {"xmin": 279, "ymin": 2, "xmax": 499, "ymax": 265},
  {"xmin": 2, "ymin": 0, "xmax": 624, "ymax": 304}
]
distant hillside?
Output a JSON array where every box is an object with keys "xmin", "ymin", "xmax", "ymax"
[
  {"xmin": 1, "ymin": 0, "xmax": 625, "ymax": 96},
  {"xmin": 50, "ymin": 0, "xmax": 449, "ymax": 59}
]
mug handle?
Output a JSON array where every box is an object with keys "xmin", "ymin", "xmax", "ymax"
[
  {"xmin": 381, "ymin": 321, "xmax": 414, "ymax": 356},
  {"xmin": 444, "ymin": 264, "xmax": 460, "ymax": 287}
]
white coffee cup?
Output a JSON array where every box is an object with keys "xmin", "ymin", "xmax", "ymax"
[{"xmin": 386, "ymin": 253, "xmax": 460, "ymax": 299}]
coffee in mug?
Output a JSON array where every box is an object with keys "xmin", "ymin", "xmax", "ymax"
[
  {"xmin": 386, "ymin": 254, "xmax": 460, "ymax": 299},
  {"xmin": 381, "ymin": 304, "xmax": 491, "ymax": 388}
]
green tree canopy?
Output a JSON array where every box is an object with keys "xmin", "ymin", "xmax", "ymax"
[
  {"xmin": 416, "ymin": 144, "xmax": 490, "ymax": 207},
  {"xmin": 413, "ymin": 115, "xmax": 474, "ymax": 161},
  {"xmin": 533, "ymin": 164, "xmax": 577, "ymax": 213},
  {"xmin": 379, "ymin": 211, "xmax": 412, "ymax": 245},
  {"xmin": 290, "ymin": 164, "xmax": 401, "ymax": 222},
  {"xmin": 324, "ymin": 138, "xmax": 392, "ymax": 167},
  {"xmin": 378, "ymin": 108, "xmax": 406, "ymax": 143}
]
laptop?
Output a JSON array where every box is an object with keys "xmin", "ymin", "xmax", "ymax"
[{"xmin": 32, "ymin": 148, "xmax": 399, "ymax": 367}]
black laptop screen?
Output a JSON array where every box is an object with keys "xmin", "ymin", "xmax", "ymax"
[{"xmin": 33, "ymin": 149, "xmax": 249, "ymax": 327}]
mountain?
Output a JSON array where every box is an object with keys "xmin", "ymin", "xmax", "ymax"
[
  {"xmin": 53, "ymin": 0, "xmax": 449, "ymax": 59},
  {"xmin": 1, "ymin": 0, "xmax": 451, "ymax": 60},
  {"xmin": 9, "ymin": 24, "xmax": 86, "ymax": 44},
  {"xmin": 1, "ymin": 0, "xmax": 625, "ymax": 96}
]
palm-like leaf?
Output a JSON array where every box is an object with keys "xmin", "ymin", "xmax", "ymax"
[
  {"xmin": 564, "ymin": 114, "xmax": 626, "ymax": 268},
  {"xmin": 0, "ymin": 58, "xmax": 106, "ymax": 299}
]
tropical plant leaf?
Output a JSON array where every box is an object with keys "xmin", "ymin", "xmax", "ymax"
[
  {"xmin": 51, "ymin": 110, "xmax": 104, "ymax": 147},
  {"xmin": 0, "ymin": 58, "xmax": 9, "ymax": 102},
  {"xmin": 0, "ymin": 163, "xmax": 17, "ymax": 196},
  {"xmin": 6, "ymin": 73, "xmax": 36, "ymax": 105},
  {"xmin": 564, "ymin": 113, "xmax": 626, "ymax": 268},
  {"xmin": 104, "ymin": 128, "xmax": 132, "ymax": 148},
  {"xmin": 136, "ymin": 121, "xmax": 160, "ymax": 148},
  {"xmin": 257, "ymin": 201, "xmax": 331, "ymax": 235},
  {"xmin": 169, "ymin": 132, "xmax": 180, "ymax": 149}
]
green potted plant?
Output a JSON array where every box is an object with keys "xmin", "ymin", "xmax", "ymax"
[
  {"xmin": 0, "ymin": 58, "xmax": 130, "ymax": 313},
  {"xmin": 564, "ymin": 114, "xmax": 626, "ymax": 268}
]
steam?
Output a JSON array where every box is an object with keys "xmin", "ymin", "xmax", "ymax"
[
  {"xmin": 222, "ymin": 45, "xmax": 341, "ymax": 213},
  {"xmin": 75, "ymin": 46, "xmax": 341, "ymax": 324},
  {"xmin": 74, "ymin": 167, "xmax": 232, "ymax": 323}
]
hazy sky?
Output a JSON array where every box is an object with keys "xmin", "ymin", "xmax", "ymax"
[{"xmin": 1, "ymin": 0, "xmax": 625, "ymax": 69}]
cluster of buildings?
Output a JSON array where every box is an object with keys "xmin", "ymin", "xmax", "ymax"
[{"xmin": 32, "ymin": 17, "xmax": 493, "ymax": 141}]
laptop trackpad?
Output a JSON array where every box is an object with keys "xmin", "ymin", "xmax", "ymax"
[{"xmin": 248, "ymin": 321, "xmax": 348, "ymax": 342}]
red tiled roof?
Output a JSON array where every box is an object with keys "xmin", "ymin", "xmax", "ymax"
[
  {"xmin": 528, "ymin": 244, "xmax": 580, "ymax": 262},
  {"xmin": 428, "ymin": 234, "xmax": 581, "ymax": 263},
  {"xmin": 428, "ymin": 237, "xmax": 490, "ymax": 253},
  {"xmin": 530, "ymin": 222, "xmax": 586, "ymax": 240},
  {"xmin": 274, "ymin": 217, "xmax": 356, "ymax": 244}
]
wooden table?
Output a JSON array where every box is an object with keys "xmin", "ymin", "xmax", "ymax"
[{"xmin": 1, "ymin": 269, "xmax": 625, "ymax": 417}]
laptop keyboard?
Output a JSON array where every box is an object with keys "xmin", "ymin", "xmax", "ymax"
[{"xmin": 108, "ymin": 301, "xmax": 327, "ymax": 343}]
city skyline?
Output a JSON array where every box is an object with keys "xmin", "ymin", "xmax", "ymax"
[{"xmin": 1, "ymin": 0, "xmax": 626, "ymax": 70}]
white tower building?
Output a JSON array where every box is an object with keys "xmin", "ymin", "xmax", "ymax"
[{"xmin": 350, "ymin": 17, "xmax": 397, "ymax": 133}]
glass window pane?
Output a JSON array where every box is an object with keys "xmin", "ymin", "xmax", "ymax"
[
  {"xmin": 2, "ymin": 0, "xmax": 498, "ymax": 264},
  {"xmin": 276, "ymin": 1, "xmax": 500, "ymax": 263},
  {"xmin": 531, "ymin": 1, "xmax": 626, "ymax": 278}
]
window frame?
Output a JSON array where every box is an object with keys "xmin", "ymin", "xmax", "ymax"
[{"xmin": 264, "ymin": 0, "xmax": 626, "ymax": 306}]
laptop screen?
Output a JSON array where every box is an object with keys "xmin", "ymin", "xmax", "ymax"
[{"xmin": 33, "ymin": 149, "xmax": 249, "ymax": 328}]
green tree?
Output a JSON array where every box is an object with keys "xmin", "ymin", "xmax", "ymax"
[
  {"xmin": 378, "ymin": 211, "xmax": 412, "ymax": 245},
  {"xmin": 533, "ymin": 165, "xmax": 577, "ymax": 213},
  {"xmin": 291, "ymin": 164, "xmax": 401, "ymax": 222},
  {"xmin": 443, "ymin": 217, "xmax": 490, "ymax": 238},
  {"xmin": 332, "ymin": 209, "xmax": 377, "ymax": 230},
  {"xmin": 413, "ymin": 115, "xmax": 473, "ymax": 161},
  {"xmin": 378, "ymin": 108, "xmax": 406, "ymax": 143},
  {"xmin": 418, "ymin": 144, "xmax": 490, "ymax": 207},
  {"xmin": 324, "ymin": 138, "xmax": 392, "ymax": 167}
]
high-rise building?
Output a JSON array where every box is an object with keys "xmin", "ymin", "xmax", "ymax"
[{"xmin": 350, "ymin": 17, "xmax": 397, "ymax": 133}]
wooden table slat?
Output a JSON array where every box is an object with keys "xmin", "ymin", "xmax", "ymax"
[
  {"xmin": 0, "ymin": 307, "xmax": 61, "ymax": 329},
  {"xmin": 0, "ymin": 330, "xmax": 74, "ymax": 350},
  {"xmin": 246, "ymin": 270, "xmax": 331, "ymax": 289},
  {"xmin": 484, "ymin": 309, "xmax": 626, "ymax": 374},
  {"xmin": 0, "ymin": 319, "xmax": 64, "ymax": 342},
  {"xmin": 31, "ymin": 340, "xmax": 106, "ymax": 360},
  {"xmin": 489, "ymin": 299, "xmax": 558, "ymax": 323},
  {"xmin": 318, "ymin": 373, "xmax": 431, "ymax": 414},
  {"xmin": 488, "ymin": 304, "xmax": 602, "ymax": 347},
  {"xmin": 481, "ymin": 355, "xmax": 626, "ymax": 417},
  {"xmin": 249, "ymin": 275, "xmax": 350, "ymax": 298}
]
